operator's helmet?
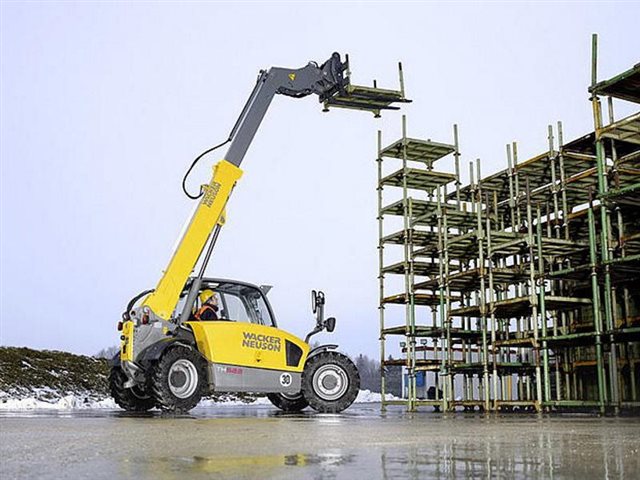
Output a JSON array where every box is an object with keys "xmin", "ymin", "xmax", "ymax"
[{"xmin": 199, "ymin": 289, "xmax": 218, "ymax": 306}]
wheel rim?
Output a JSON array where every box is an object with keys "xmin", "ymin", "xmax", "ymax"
[
  {"xmin": 168, "ymin": 359, "xmax": 199, "ymax": 399},
  {"xmin": 312, "ymin": 364, "xmax": 348, "ymax": 401}
]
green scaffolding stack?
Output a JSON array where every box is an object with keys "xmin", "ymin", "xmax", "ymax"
[
  {"xmin": 378, "ymin": 116, "xmax": 460, "ymax": 411},
  {"xmin": 378, "ymin": 35, "xmax": 640, "ymax": 413}
]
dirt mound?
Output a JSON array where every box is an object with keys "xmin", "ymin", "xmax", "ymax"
[
  {"xmin": 0, "ymin": 346, "xmax": 259, "ymax": 406},
  {"xmin": 0, "ymin": 347, "xmax": 109, "ymax": 401}
]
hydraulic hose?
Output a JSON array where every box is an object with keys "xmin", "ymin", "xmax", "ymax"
[
  {"xmin": 122, "ymin": 289, "xmax": 155, "ymax": 321},
  {"xmin": 181, "ymin": 139, "xmax": 231, "ymax": 199}
]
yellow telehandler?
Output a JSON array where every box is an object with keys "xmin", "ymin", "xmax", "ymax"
[{"xmin": 110, "ymin": 53, "xmax": 409, "ymax": 413}]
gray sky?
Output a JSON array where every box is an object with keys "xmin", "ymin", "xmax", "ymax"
[{"xmin": 1, "ymin": 2, "xmax": 639, "ymax": 359}]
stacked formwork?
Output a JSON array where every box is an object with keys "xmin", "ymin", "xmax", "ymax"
[{"xmin": 379, "ymin": 36, "xmax": 640, "ymax": 413}]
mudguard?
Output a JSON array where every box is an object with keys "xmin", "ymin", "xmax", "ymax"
[
  {"xmin": 108, "ymin": 339, "xmax": 190, "ymax": 367},
  {"xmin": 137, "ymin": 338, "xmax": 192, "ymax": 365},
  {"xmin": 307, "ymin": 344, "xmax": 339, "ymax": 359},
  {"xmin": 136, "ymin": 326, "xmax": 197, "ymax": 365}
]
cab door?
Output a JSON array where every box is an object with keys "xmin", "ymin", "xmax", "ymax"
[{"xmin": 187, "ymin": 287, "xmax": 309, "ymax": 373}]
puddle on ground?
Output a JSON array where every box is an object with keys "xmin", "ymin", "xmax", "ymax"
[{"xmin": 1, "ymin": 405, "xmax": 639, "ymax": 479}]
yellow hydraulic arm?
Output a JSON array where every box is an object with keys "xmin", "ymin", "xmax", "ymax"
[{"xmin": 142, "ymin": 160, "xmax": 242, "ymax": 320}]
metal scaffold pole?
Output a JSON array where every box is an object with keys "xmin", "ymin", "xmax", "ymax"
[{"xmin": 377, "ymin": 130, "xmax": 387, "ymax": 411}]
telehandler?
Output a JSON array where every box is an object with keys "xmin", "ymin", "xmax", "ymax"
[{"xmin": 110, "ymin": 53, "xmax": 409, "ymax": 413}]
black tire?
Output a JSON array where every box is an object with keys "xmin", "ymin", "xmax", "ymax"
[
  {"xmin": 150, "ymin": 345, "xmax": 207, "ymax": 413},
  {"xmin": 301, "ymin": 351, "xmax": 360, "ymax": 413},
  {"xmin": 267, "ymin": 392, "xmax": 309, "ymax": 412},
  {"xmin": 109, "ymin": 366, "xmax": 156, "ymax": 412}
]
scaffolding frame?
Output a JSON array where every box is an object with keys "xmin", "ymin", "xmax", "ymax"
[{"xmin": 378, "ymin": 35, "xmax": 640, "ymax": 413}]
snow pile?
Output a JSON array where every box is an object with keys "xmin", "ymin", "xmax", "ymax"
[
  {"xmin": 0, "ymin": 390, "xmax": 396, "ymax": 410},
  {"xmin": 354, "ymin": 389, "xmax": 400, "ymax": 403},
  {"xmin": 0, "ymin": 392, "xmax": 267, "ymax": 410},
  {"xmin": 0, "ymin": 394, "xmax": 117, "ymax": 410}
]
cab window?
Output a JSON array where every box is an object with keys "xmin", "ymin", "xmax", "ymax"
[
  {"xmin": 220, "ymin": 292, "xmax": 251, "ymax": 323},
  {"xmin": 244, "ymin": 289, "xmax": 274, "ymax": 327},
  {"xmin": 192, "ymin": 282, "xmax": 275, "ymax": 327}
]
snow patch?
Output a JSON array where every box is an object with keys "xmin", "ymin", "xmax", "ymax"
[
  {"xmin": 0, "ymin": 395, "xmax": 118, "ymax": 410},
  {"xmin": 0, "ymin": 390, "xmax": 397, "ymax": 410},
  {"xmin": 354, "ymin": 389, "xmax": 401, "ymax": 403}
]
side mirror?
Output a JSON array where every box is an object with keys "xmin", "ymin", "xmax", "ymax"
[
  {"xmin": 304, "ymin": 291, "xmax": 330, "ymax": 343},
  {"xmin": 311, "ymin": 290, "xmax": 325, "ymax": 315},
  {"xmin": 312, "ymin": 290, "xmax": 317, "ymax": 314},
  {"xmin": 325, "ymin": 317, "xmax": 336, "ymax": 333}
]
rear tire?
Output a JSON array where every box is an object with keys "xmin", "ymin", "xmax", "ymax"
[
  {"xmin": 150, "ymin": 345, "xmax": 207, "ymax": 413},
  {"xmin": 267, "ymin": 392, "xmax": 309, "ymax": 412},
  {"xmin": 302, "ymin": 351, "xmax": 360, "ymax": 413},
  {"xmin": 109, "ymin": 366, "xmax": 156, "ymax": 412}
]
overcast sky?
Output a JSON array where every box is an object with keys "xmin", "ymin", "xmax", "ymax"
[{"xmin": 1, "ymin": 2, "xmax": 639, "ymax": 359}]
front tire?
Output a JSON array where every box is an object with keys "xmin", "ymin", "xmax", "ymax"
[
  {"xmin": 267, "ymin": 392, "xmax": 309, "ymax": 412},
  {"xmin": 109, "ymin": 366, "xmax": 156, "ymax": 412},
  {"xmin": 302, "ymin": 351, "xmax": 360, "ymax": 413},
  {"xmin": 151, "ymin": 345, "xmax": 207, "ymax": 413}
]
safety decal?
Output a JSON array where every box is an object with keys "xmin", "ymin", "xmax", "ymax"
[{"xmin": 279, "ymin": 373, "xmax": 292, "ymax": 386}]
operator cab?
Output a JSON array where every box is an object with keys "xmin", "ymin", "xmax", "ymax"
[{"xmin": 175, "ymin": 278, "xmax": 277, "ymax": 327}]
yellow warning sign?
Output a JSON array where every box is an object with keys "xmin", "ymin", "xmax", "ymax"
[{"xmin": 288, "ymin": 73, "xmax": 296, "ymax": 81}]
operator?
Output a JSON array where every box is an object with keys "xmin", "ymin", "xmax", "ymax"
[{"xmin": 194, "ymin": 289, "xmax": 219, "ymax": 321}]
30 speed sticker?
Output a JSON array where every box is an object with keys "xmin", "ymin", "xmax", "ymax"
[{"xmin": 280, "ymin": 373, "xmax": 292, "ymax": 386}]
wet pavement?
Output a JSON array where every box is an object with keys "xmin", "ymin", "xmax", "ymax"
[{"xmin": 1, "ymin": 404, "xmax": 639, "ymax": 479}]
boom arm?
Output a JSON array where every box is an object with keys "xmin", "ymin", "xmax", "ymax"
[
  {"xmin": 224, "ymin": 53, "xmax": 350, "ymax": 167},
  {"xmin": 132, "ymin": 53, "xmax": 407, "ymax": 326},
  {"xmin": 137, "ymin": 54, "xmax": 351, "ymax": 323}
]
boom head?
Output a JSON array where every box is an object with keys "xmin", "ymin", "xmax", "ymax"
[
  {"xmin": 320, "ymin": 53, "xmax": 412, "ymax": 118},
  {"xmin": 274, "ymin": 52, "xmax": 411, "ymax": 117}
]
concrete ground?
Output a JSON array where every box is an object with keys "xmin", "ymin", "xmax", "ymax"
[{"xmin": 1, "ymin": 404, "xmax": 639, "ymax": 479}]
